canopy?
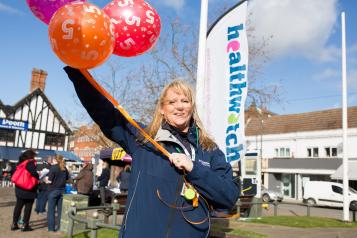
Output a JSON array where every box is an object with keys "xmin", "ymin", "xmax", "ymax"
[
  {"xmin": 0, "ymin": 146, "xmax": 81, "ymax": 163},
  {"xmin": 99, "ymin": 147, "xmax": 132, "ymax": 166},
  {"xmin": 330, "ymin": 160, "xmax": 357, "ymax": 180}
]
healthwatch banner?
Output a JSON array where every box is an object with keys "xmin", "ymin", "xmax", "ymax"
[
  {"xmin": 0, "ymin": 118, "xmax": 29, "ymax": 131},
  {"xmin": 204, "ymin": 0, "xmax": 248, "ymax": 163}
]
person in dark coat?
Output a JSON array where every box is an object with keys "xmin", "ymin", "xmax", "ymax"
[
  {"xmin": 11, "ymin": 149, "xmax": 39, "ymax": 232},
  {"xmin": 117, "ymin": 165, "xmax": 131, "ymax": 193},
  {"xmin": 97, "ymin": 161, "xmax": 110, "ymax": 205},
  {"xmin": 64, "ymin": 67, "xmax": 240, "ymax": 238},
  {"xmin": 74, "ymin": 163, "xmax": 94, "ymax": 195},
  {"xmin": 46, "ymin": 155, "xmax": 69, "ymax": 232},
  {"xmin": 35, "ymin": 157, "xmax": 51, "ymax": 214}
]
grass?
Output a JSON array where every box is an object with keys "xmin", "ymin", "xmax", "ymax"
[
  {"xmin": 65, "ymin": 226, "xmax": 265, "ymax": 238},
  {"xmin": 248, "ymin": 216, "xmax": 357, "ymax": 228},
  {"xmin": 211, "ymin": 224, "xmax": 266, "ymax": 238},
  {"xmin": 64, "ymin": 228, "xmax": 119, "ymax": 238}
]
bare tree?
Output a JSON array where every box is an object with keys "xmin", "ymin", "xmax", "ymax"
[{"xmin": 68, "ymin": 9, "xmax": 280, "ymax": 145}]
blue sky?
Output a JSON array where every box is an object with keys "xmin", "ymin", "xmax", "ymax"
[{"xmin": 0, "ymin": 0, "xmax": 356, "ymax": 125}]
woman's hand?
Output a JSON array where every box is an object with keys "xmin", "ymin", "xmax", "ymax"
[{"xmin": 169, "ymin": 153, "xmax": 193, "ymax": 172}]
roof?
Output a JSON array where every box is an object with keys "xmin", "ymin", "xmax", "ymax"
[
  {"xmin": 0, "ymin": 146, "xmax": 81, "ymax": 162},
  {"xmin": 245, "ymin": 106, "xmax": 357, "ymax": 136},
  {"xmin": 0, "ymin": 88, "xmax": 71, "ymax": 133}
]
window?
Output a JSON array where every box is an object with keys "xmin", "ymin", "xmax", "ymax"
[
  {"xmin": 332, "ymin": 185, "xmax": 343, "ymax": 195},
  {"xmin": 313, "ymin": 148, "xmax": 319, "ymax": 157},
  {"xmin": 275, "ymin": 147, "xmax": 291, "ymax": 158},
  {"xmin": 244, "ymin": 158, "xmax": 257, "ymax": 175},
  {"xmin": 0, "ymin": 128, "xmax": 15, "ymax": 142},
  {"xmin": 325, "ymin": 147, "xmax": 338, "ymax": 157},
  {"xmin": 307, "ymin": 147, "xmax": 319, "ymax": 157},
  {"xmin": 45, "ymin": 133, "xmax": 65, "ymax": 147}
]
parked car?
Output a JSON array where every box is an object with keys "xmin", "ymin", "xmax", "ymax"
[
  {"xmin": 303, "ymin": 181, "xmax": 357, "ymax": 210},
  {"xmin": 261, "ymin": 186, "xmax": 283, "ymax": 202}
]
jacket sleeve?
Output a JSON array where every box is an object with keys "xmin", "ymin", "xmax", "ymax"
[
  {"xmin": 26, "ymin": 160, "xmax": 39, "ymax": 180},
  {"xmin": 75, "ymin": 171, "xmax": 84, "ymax": 181},
  {"xmin": 63, "ymin": 66, "xmax": 139, "ymax": 154},
  {"xmin": 185, "ymin": 149, "xmax": 240, "ymax": 209}
]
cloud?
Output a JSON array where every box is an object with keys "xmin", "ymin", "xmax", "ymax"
[
  {"xmin": 156, "ymin": 0, "xmax": 185, "ymax": 10},
  {"xmin": 0, "ymin": 3, "xmax": 23, "ymax": 15},
  {"xmin": 348, "ymin": 69, "xmax": 357, "ymax": 91},
  {"xmin": 313, "ymin": 68, "xmax": 339, "ymax": 81},
  {"xmin": 248, "ymin": 0, "xmax": 339, "ymax": 61}
]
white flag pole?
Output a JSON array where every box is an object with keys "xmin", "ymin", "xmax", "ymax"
[
  {"xmin": 341, "ymin": 11, "xmax": 349, "ymax": 222},
  {"xmin": 196, "ymin": 0, "xmax": 209, "ymax": 120}
]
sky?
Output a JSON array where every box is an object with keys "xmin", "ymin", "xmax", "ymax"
[{"xmin": 0, "ymin": 0, "xmax": 357, "ymax": 126}]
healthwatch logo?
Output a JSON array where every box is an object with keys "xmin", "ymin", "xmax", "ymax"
[{"xmin": 225, "ymin": 24, "xmax": 247, "ymax": 162}]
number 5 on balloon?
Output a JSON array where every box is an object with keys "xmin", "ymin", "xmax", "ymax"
[
  {"xmin": 120, "ymin": 38, "xmax": 135, "ymax": 50},
  {"xmin": 62, "ymin": 19, "xmax": 74, "ymax": 40}
]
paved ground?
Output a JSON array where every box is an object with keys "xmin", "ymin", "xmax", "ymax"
[
  {"xmin": 1, "ymin": 187, "xmax": 357, "ymax": 238},
  {"xmin": 0, "ymin": 187, "xmax": 63, "ymax": 238}
]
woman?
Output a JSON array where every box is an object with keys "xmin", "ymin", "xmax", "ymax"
[
  {"xmin": 64, "ymin": 67, "xmax": 239, "ymax": 238},
  {"xmin": 97, "ymin": 161, "xmax": 110, "ymax": 205},
  {"xmin": 46, "ymin": 155, "xmax": 69, "ymax": 232},
  {"xmin": 74, "ymin": 163, "xmax": 94, "ymax": 196},
  {"xmin": 11, "ymin": 149, "xmax": 39, "ymax": 232},
  {"xmin": 117, "ymin": 165, "xmax": 131, "ymax": 193},
  {"xmin": 35, "ymin": 157, "xmax": 51, "ymax": 214}
]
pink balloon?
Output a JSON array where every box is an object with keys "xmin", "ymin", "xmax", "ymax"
[
  {"xmin": 103, "ymin": 0, "xmax": 161, "ymax": 57},
  {"xmin": 26, "ymin": 0, "xmax": 86, "ymax": 24}
]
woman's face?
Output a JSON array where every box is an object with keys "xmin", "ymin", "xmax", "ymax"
[{"xmin": 160, "ymin": 88, "xmax": 192, "ymax": 132}]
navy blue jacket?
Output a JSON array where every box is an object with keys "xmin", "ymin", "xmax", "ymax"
[
  {"xmin": 64, "ymin": 67, "xmax": 240, "ymax": 238},
  {"xmin": 97, "ymin": 167, "xmax": 110, "ymax": 188}
]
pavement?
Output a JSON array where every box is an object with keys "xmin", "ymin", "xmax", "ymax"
[{"xmin": 1, "ymin": 187, "xmax": 357, "ymax": 238}]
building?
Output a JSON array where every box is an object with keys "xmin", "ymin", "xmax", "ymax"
[
  {"xmin": 245, "ymin": 104, "xmax": 357, "ymax": 201},
  {"xmin": 70, "ymin": 124, "xmax": 103, "ymax": 162},
  {"xmin": 0, "ymin": 68, "xmax": 78, "ymax": 162}
]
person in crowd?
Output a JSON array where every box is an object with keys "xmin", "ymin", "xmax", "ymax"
[
  {"xmin": 97, "ymin": 161, "xmax": 110, "ymax": 205},
  {"xmin": 3, "ymin": 160, "xmax": 13, "ymax": 187},
  {"xmin": 46, "ymin": 155, "xmax": 69, "ymax": 232},
  {"xmin": 74, "ymin": 163, "xmax": 94, "ymax": 196},
  {"xmin": 117, "ymin": 165, "xmax": 131, "ymax": 193},
  {"xmin": 64, "ymin": 67, "xmax": 239, "ymax": 238},
  {"xmin": 35, "ymin": 157, "xmax": 51, "ymax": 214},
  {"xmin": 11, "ymin": 149, "xmax": 39, "ymax": 232}
]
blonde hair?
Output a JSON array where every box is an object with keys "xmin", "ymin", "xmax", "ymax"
[
  {"xmin": 55, "ymin": 155, "xmax": 66, "ymax": 171},
  {"xmin": 145, "ymin": 80, "xmax": 216, "ymax": 151}
]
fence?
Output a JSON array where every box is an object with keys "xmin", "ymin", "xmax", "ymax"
[
  {"xmin": 66, "ymin": 199, "xmax": 357, "ymax": 237},
  {"xmin": 66, "ymin": 200, "xmax": 123, "ymax": 238},
  {"xmin": 237, "ymin": 200, "xmax": 357, "ymax": 222}
]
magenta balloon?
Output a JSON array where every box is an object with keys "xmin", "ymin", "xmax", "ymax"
[{"xmin": 26, "ymin": 0, "xmax": 86, "ymax": 24}]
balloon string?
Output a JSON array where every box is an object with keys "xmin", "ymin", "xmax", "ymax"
[{"xmin": 79, "ymin": 69, "xmax": 171, "ymax": 158}]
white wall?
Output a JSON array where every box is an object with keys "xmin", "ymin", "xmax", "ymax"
[{"xmin": 246, "ymin": 128, "xmax": 357, "ymax": 159}]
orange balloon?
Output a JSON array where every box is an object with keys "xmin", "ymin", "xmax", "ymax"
[{"xmin": 48, "ymin": 2, "xmax": 114, "ymax": 69}]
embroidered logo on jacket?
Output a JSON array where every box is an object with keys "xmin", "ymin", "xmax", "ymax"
[{"xmin": 199, "ymin": 160, "xmax": 210, "ymax": 167}]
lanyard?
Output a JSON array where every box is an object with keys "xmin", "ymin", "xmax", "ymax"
[{"xmin": 175, "ymin": 145, "xmax": 195, "ymax": 162}]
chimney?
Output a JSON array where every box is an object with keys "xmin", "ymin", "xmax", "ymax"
[{"xmin": 30, "ymin": 68, "xmax": 47, "ymax": 92}]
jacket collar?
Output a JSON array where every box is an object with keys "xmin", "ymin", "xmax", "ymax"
[{"xmin": 154, "ymin": 123, "xmax": 198, "ymax": 147}]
